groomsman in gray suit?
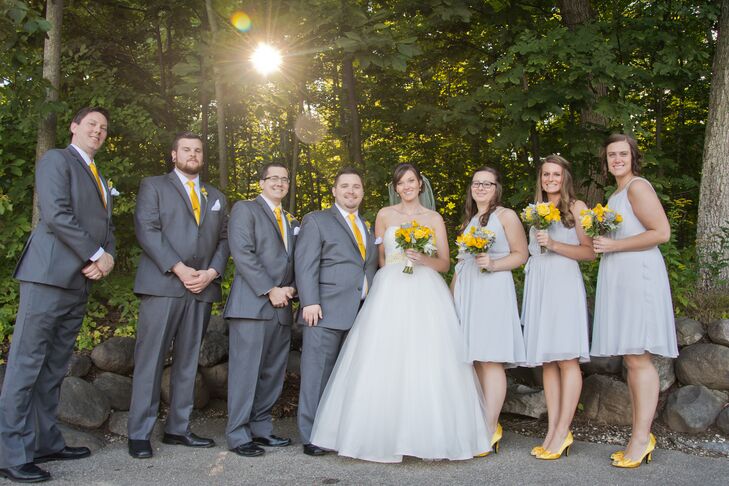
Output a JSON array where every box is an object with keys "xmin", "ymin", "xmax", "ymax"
[
  {"xmin": 295, "ymin": 167, "xmax": 378, "ymax": 456},
  {"xmin": 0, "ymin": 107, "xmax": 115, "ymax": 483},
  {"xmin": 225, "ymin": 162, "xmax": 297, "ymax": 457},
  {"xmin": 127, "ymin": 132, "xmax": 228, "ymax": 459}
]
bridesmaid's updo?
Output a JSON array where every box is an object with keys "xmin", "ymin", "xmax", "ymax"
[
  {"xmin": 462, "ymin": 166, "xmax": 502, "ymax": 231},
  {"xmin": 392, "ymin": 163, "xmax": 424, "ymax": 194},
  {"xmin": 536, "ymin": 155, "xmax": 576, "ymax": 229},
  {"xmin": 600, "ymin": 133, "xmax": 643, "ymax": 176}
]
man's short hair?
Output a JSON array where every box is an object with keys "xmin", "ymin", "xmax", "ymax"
[
  {"xmin": 259, "ymin": 162, "xmax": 288, "ymax": 180},
  {"xmin": 334, "ymin": 166, "xmax": 364, "ymax": 187},
  {"xmin": 171, "ymin": 131, "xmax": 204, "ymax": 151}
]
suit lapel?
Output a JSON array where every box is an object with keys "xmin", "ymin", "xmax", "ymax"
[
  {"xmin": 256, "ymin": 196, "xmax": 287, "ymax": 252},
  {"xmin": 283, "ymin": 209, "xmax": 295, "ymax": 255},
  {"xmin": 360, "ymin": 214, "xmax": 375, "ymax": 259},
  {"xmin": 167, "ymin": 171, "xmax": 197, "ymax": 223},
  {"xmin": 198, "ymin": 183, "xmax": 209, "ymax": 226},
  {"xmin": 330, "ymin": 206, "xmax": 362, "ymax": 258},
  {"xmin": 67, "ymin": 145, "xmax": 108, "ymax": 211}
]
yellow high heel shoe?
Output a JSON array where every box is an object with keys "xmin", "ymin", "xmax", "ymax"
[
  {"xmin": 612, "ymin": 434, "xmax": 656, "ymax": 469},
  {"xmin": 536, "ymin": 431, "xmax": 573, "ymax": 460},
  {"xmin": 610, "ymin": 450, "xmax": 624, "ymax": 461},
  {"xmin": 476, "ymin": 423, "xmax": 503, "ymax": 457},
  {"xmin": 531, "ymin": 445, "xmax": 545, "ymax": 456}
]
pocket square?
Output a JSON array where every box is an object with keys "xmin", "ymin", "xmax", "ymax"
[
  {"xmin": 293, "ymin": 226, "xmax": 300, "ymax": 236},
  {"xmin": 374, "ymin": 236, "xmax": 383, "ymax": 245},
  {"xmin": 211, "ymin": 199, "xmax": 221, "ymax": 211}
]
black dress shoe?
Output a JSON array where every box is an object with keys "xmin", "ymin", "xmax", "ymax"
[
  {"xmin": 128, "ymin": 439, "xmax": 153, "ymax": 459},
  {"xmin": 162, "ymin": 432, "xmax": 215, "ymax": 448},
  {"xmin": 35, "ymin": 446, "xmax": 91, "ymax": 464},
  {"xmin": 230, "ymin": 442, "xmax": 265, "ymax": 457},
  {"xmin": 0, "ymin": 463, "xmax": 51, "ymax": 483},
  {"xmin": 303, "ymin": 443, "xmax": 328, "ymax": 456},
  {"xmin": 252, "ymin": 435, "xmax": 291, "ymax": 447}
]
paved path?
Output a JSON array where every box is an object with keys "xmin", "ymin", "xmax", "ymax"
[{"xmin": 42, "ymin": 417, "xmax": 727, "ymax": 485}]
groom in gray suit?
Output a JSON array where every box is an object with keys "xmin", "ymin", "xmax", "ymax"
[
  {"xmin": 127, "ymin": 132, "xmax": 228, "ymax": 459},
  {"xmin": 0, "ymin": 107, "xmax": 115, "ymax": 483},
  {"xmin": 224, "ymin": 162, "xmax": 298, "ymax": 457},
  {"xmin": 295, "ymin": 167, "xmax": 378, "ymax": 456}
]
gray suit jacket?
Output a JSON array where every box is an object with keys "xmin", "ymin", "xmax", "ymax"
[
  {"xmin": 133, "ymin": 171, "xmax": 229, "ymax": 303},
  {"xmin": 14, "ymin": 146, "xmax": 115, "ymax": 290},
  {"xmin": 223, "ymin": 195, "xmax": 298, "ymax": 324},
  {"xmin": 295, "ymin": 206, "xmax": 378, "ymax": 330}
]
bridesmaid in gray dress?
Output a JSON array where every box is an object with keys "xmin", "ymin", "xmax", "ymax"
[
  {"xmin": 520, "ymin": 155, "xmax": 594, "ymax": 460},
  {"xmin": 592, "ymin": 134, "xmax": 678, "ymax": 469},
  {"xmin": 452, "ymin": 166, "xmax": 528, "ymax": 453}
]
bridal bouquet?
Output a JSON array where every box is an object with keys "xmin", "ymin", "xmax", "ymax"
[
  {"xmin": 456, "ymin": 226, "xmax": 496, "ymax": 273},
  {"xmin": 394, "ymin": 221, "xmax": 437, "ymax": 274},
  {"xmin": 521, "ymin": 202, "xmax": 561, "ymax": 254},
  {"xmin": 580, "ymin": 203, "xmax": 623, "ymax": 238}
]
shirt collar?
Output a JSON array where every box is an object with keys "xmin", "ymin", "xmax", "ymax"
[
  {"xmin": 174, "ymin": 168, "xmax": 199, "ymax": 188},
  {"xmin": 335, "ymin": 203, "xmax": 359, "ymax": 220},
  {"xmin": 260, "ymin": 194, "xmax": 282, "ymax": 212},
  {"xmin": 71, "ymin": 144, "xmax": 93, "ymax": 166}
]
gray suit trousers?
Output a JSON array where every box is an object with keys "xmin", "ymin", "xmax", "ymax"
[
  {"xmin": 226, "ymin": 318, "xmax": 290, "ymax": 448},
  {"xmin": 127, "ymin": 294, "xmax": 211, "ymax": 440},
  {"xmin": 297, "ymin": 325, "xmax": 348, "ymax": 445},
  {"xmin": 0, "ymin": 282, "xmax": 87, "ymax": 468}
]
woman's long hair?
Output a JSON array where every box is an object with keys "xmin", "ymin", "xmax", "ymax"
[
  {"xmin": 535, "ymin": 154, "xmax": 576, "ymax": 228},
  {"xmin": 461, "ymin": 166, "xmax": 502, "ymax": 231}
]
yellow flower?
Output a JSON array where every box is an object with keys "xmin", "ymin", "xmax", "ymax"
[
  {"xmin": 537, "ymin": 203, "xmax": 550, "ymax": 217},
  {"xmin": 616, "ymin": 214, "xmax": 623, "ymax": 223},
  {"xmin": 201, "ymin": 187, "xmax": 208, "ymax": 199},
  {"xmin": 581, "ymin": 214, "xmax": 593, "ymax": 228},
  {"xmin": 414, "ymin": 228, "xmax": 426, "ymax": 240}
]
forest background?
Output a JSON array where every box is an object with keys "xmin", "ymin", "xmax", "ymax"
[{"xmin": 1, "ymin": 0, "xmax": 728, "ymax": 351}]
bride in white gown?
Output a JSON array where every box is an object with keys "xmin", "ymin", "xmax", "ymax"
[{"xmin": 309, "ymin": 163, "xmax": 491, "ymax": 463}]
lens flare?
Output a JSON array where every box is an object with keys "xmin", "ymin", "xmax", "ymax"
[
  {"xmin": 250, "ymin": 43, "xmax": 282, "ymax": 75},
  {"xmin": 230, "ymin": 11, "xmax": 252, "ymax": 32}
]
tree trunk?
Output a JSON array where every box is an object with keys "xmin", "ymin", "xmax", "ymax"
[
  {"xmin": 559, "ymin": 0, "xmax": 608, "ymax": 205},
  {"xmin": 697, "ymin": 0, "xmax": 729, "ymax": 290},
  {"xmin": 33, "ymin": 0, "xmax": 64, "ymax": 227},
  {"xmin": 341, "ymin": 54, "xmax": 362, "ymax": 166},
  {"xmin": 200, "ymin": 55, "xmax": 209, "ymax": 181},
  {"xmin": 204, "ymin": 0, "xmax": 228, "ymax": 190}
]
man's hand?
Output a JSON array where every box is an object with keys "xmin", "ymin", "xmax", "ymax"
[
  {"xmin": 301, "ymin": 304, "xmax": 323, "ymax": 327},
  {"xmin": 81, "ymin": 262, "xmax": 103, "ymax": 280},
  {"xmin": 284, "ymin": 286, "xmax": 297, "ymax": 299},
  {"xmin": 184, "ymin": 268, "xmax": 218, "ymax": 294},
  {"xmin": 172, "ymin": 262, "xmax": 198, "ymax": 285},
  {"xmin": 96, "ymin": 252, "xmax": 115, "ymax": 276},
  {"xmin": 268, "ymin": 287, "xmax": 289, "ymax": 308}
]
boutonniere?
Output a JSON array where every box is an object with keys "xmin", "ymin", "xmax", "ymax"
[
  {"xmin": 200, "ymin": 187, "xmax": 208, "ymax": 200},
  {"xmin": 107, "ymin": 179, "xmax": 120, "ymax": 196},
  {"xmin": 365, "ymin": 221, "xmax": 372, "ymax": 232},
  {"xmin": 286, "ymin": 212, "xmax": 296, "ymax": 224}
]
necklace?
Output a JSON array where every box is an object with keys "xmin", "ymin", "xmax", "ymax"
[{"xmin": 393, "ymin": 203, "xmax": 427, "ymax": 217}]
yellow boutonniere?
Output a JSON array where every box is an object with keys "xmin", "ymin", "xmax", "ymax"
[
  {"xmin": 201, "ymin": 187, "xmax": 208, "ymax": 199},
  {"xmin": 107, "ymin": 179, "xmax": 120, "ymax": 196},
  {"xmin": 286, "ymin": 212, "xmax": 295, "ymax": 223},
  {"xmin": 365, "ymin": 221, "xmax": 371, "ymax": 231}
]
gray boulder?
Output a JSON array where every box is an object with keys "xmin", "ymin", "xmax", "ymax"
[
  {"xmin": 675, "ymin": 343, "xmax": 729, "ymax": 390},
  {"xmin": 66, "ymin": 354, "xmax": 92, "ymax": 377},
  {"xmin": 93, "ymin": 372, "xmax": 133, "ymax": 411},
  {"xmin": 206, "ymin": 314, "xmax": 228, "ymax": 335},
  {"xmin": 662, "ymin": 385, "xmax": 724, "ymax": 433},
  {"xmin": 716, "ymin": 407, "xmax": 729, "ymax": 435},
  {"xmin": 200, "ymin": 362, "xmax": 228, "ymax": 399},
  {"xmin": 161, "ymin": 367, "xmax": 209, "ymax": 409},
  {"xmin": 503, "ymin": 384, "xmax": 547, "ymax": 419},
  {"xmin": 581, "ymin": 356, "xmax": 623, "ymax": 375},
  {"xmin": 58, "ymin": 377, "xmax": 110, "ymax": 429},
  {"xmin": 58, "ymin": 424, "xmax": 105, "ymax": 453},
  {"xmin": 90, "ymin": 337, "xmax": 136, "ymax": 375},
  {"xmin": 622, "ymin": 355, "xmax": 675, "ymax": 392},
  {"xmin": 707, "ymin": 319, "xmax": 729, "ymax": 346},
  {"xmin": 580, "ymin": 374, "xmax": 632, "ymax": 425},
  {"xmin": 675, "ymin": 317, "xmax": 705, "ymax": 347},
  {"xmin": 198, "ymin": 331, "xmax": 228, "ymax": 368}
]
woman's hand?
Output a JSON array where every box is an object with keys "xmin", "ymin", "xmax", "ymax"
[
  {"xmin": 405, "ymin": 249, "xmax": 425, "ymax": 264},
  {"xmin": 535, "ymin": 229, "xmax": 552, "ymax": 250},
  {"xmin": 475, "ymin": 253, "xmax": 493, "ymax": 272},
  {"xmin": 593, "ymin": 236, "xmax": 619, "ymax": 254}
]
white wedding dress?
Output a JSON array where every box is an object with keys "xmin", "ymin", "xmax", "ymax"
[{"xmin": 309, "ymin": 226, "xmax": 491, "ymax": 463}]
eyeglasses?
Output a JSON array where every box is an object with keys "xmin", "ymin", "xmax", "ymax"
[
  {"xmin": 471, "ymin": 181, "xmax": 496, "ymax": 190},
  {"xmin": 263, "ymin": 176, "xmax": 290, "ymax": 185}
]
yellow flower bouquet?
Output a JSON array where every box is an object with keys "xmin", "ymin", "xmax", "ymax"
[
  {"xmin": 456, "ymin": 226, "xmax": 496, "ymax": 273},
  {"xmin": 580, "ymin": 203, "xmax": 623, "ymax": 238},
  {"xmin": 394, "ymin": 220, "xmax": 437, "ymax": 274},
  {"xmin": 521, "ymin": 202, "xmax": 561, "ymax": 254}
]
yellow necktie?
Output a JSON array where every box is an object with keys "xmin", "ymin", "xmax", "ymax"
[
  {"xmin": 274, "ymin": 207, "xmax": 287, "ymax": 249},
  {"xmin": 89, "ymin": 161, "xmax": 106, "ymax": 208},
  {"xmin": 187, "ymin": 180, "xmax": 200, "ymax": 225},
  {"xmin": 348, "ymin": 213, "xmax": 366, "ymax": 260}
]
